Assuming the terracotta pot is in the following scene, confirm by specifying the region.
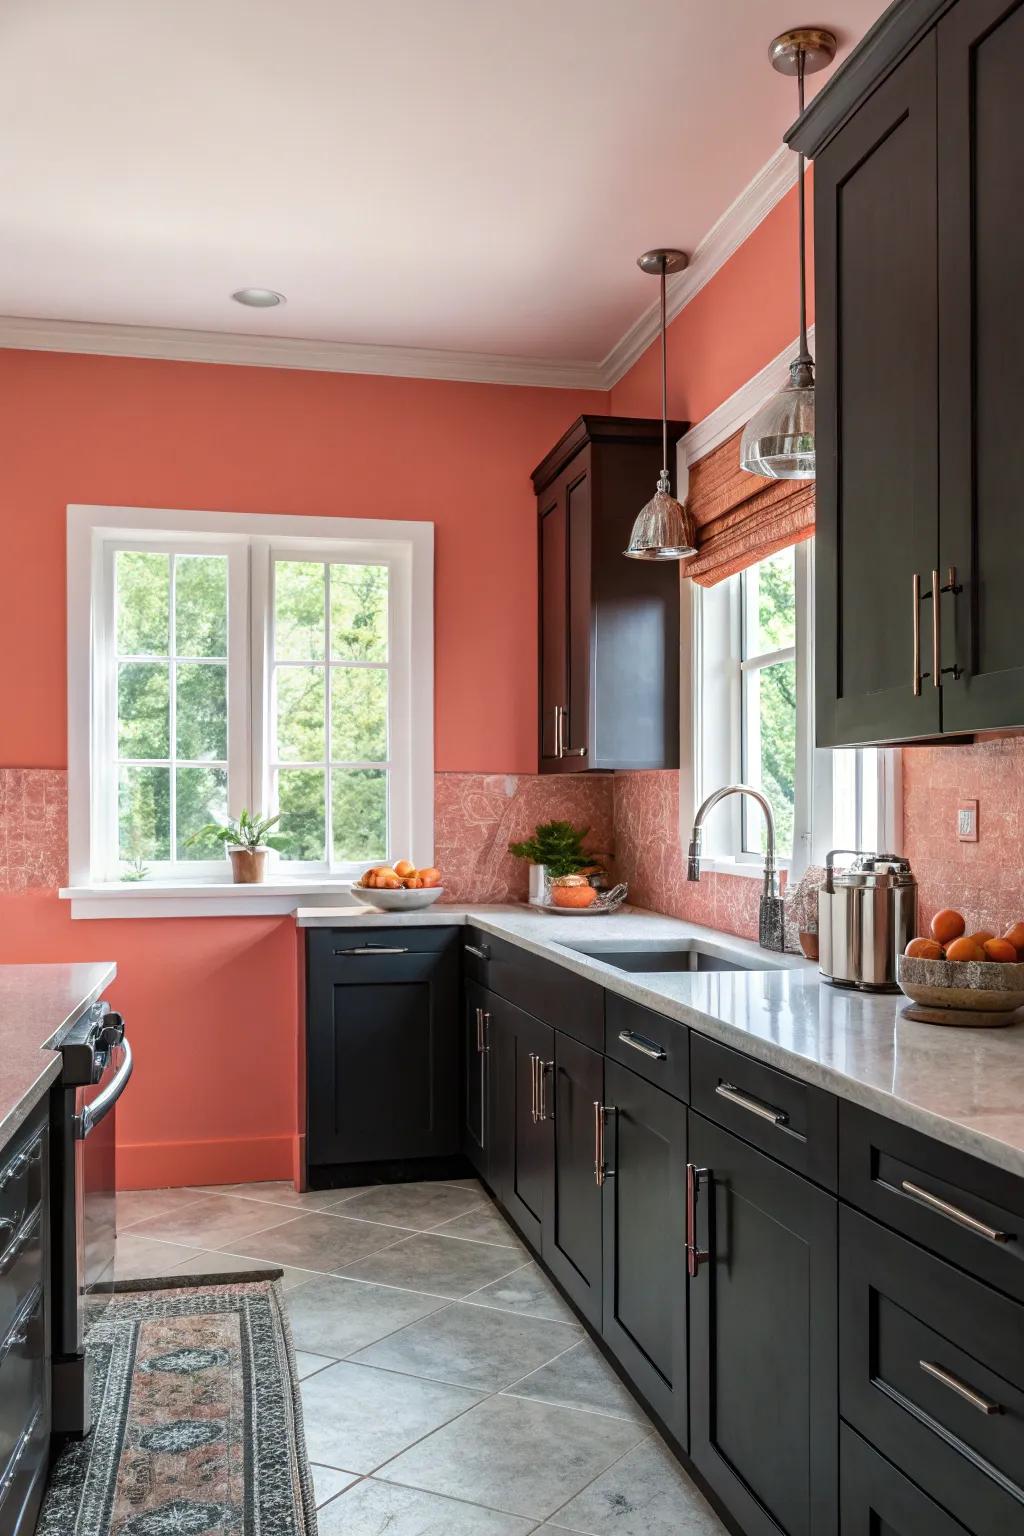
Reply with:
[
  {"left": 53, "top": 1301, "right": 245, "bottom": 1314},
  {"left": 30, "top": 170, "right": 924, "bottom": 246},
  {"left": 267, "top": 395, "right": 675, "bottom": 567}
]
[
  {"left": 228, "top": 846, "right": 269, "bottom": 884},
  {"left": 798, "top": 929, "right": 820, "bottom": 961}
]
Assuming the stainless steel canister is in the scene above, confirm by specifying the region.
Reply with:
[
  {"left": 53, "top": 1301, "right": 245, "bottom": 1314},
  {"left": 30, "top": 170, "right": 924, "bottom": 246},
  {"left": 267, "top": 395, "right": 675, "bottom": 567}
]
[{"left": 817, "top": 850, "right": 917, "bottom": 992}]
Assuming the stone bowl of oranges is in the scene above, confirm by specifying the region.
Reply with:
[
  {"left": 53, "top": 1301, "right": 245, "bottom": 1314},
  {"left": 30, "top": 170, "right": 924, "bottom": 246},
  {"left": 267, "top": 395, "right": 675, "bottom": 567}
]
[
  {"left": 897, "top": 911, "right": 1024, "bottom": 1025},
  {"left": 353, "top": 860, "right": 444, "bottom": 911}
]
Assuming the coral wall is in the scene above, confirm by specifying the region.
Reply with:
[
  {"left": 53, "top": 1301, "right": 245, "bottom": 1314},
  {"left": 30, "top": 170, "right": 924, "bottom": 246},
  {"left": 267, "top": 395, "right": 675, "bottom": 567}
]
[{"left": 902, "top": 739, "right": 1024, "bottom": 935}]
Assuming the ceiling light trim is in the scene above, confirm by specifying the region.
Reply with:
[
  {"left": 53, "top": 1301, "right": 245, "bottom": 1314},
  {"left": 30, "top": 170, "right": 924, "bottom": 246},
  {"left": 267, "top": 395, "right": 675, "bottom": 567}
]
[
  {"left": 599, "top": 144, "right": 799, "bottom": 389},
  {"left": 0, "top": 146, "right": 798, "bottom": 391}
]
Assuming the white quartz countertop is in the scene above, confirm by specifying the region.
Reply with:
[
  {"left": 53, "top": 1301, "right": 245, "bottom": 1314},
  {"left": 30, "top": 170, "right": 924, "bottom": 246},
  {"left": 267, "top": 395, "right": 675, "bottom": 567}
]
[
  {"left": 297, "top": 903, "right": 1024, "bottom": 1178},
  {"left": 0, "top": 962, "right": 117, "bottom": 1145}
]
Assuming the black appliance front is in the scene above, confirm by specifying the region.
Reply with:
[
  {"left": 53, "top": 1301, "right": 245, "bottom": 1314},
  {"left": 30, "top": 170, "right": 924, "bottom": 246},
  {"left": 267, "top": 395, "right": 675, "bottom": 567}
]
[{"left": 51, "top": 1002, "right": 133, "bottom": 1437}]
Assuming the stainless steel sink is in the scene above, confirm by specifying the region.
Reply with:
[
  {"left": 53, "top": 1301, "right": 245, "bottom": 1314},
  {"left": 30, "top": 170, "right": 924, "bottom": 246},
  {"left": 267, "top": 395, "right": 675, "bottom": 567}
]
[{"left": 560, "top": 941, "right": 779, "bottom": 974}]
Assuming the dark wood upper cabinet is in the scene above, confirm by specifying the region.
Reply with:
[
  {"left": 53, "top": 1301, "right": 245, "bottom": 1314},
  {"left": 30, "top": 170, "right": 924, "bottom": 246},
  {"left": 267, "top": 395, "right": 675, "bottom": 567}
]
[
  {"left": 532, "top": 415, "right": 687, "bottom": 772},
  {"left": 937, "top": 0, "right": 1024, "bottom": 731},
  {"left": 798, "top": 0, "right": 1024, "bottom": 745}
]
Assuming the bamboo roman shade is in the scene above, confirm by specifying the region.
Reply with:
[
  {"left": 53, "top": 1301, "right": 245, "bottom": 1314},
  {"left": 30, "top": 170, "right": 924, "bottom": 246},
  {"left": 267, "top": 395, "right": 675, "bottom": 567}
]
[{"left": 682, "top": 427, "right": 815, "bottom": 586}]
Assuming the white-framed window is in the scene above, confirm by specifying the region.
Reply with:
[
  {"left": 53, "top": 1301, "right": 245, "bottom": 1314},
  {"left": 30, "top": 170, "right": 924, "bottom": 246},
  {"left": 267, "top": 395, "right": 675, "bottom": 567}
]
[
  {"left": 66, "top": 506, "right": 433, "bottom": 899},
  {"left": 687, "top": 538, "right": 899, "bottom": 875}
]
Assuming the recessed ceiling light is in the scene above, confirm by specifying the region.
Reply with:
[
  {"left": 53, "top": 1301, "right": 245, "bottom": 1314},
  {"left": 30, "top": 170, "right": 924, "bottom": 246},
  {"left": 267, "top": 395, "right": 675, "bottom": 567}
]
[{"left": 231, "top": 287, "right": 286, "bottom": 308}]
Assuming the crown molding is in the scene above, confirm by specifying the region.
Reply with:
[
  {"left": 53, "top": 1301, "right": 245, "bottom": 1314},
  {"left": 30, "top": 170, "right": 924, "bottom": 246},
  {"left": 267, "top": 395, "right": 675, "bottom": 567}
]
[
  {"left": 0, "top": 313, "right": 606, "bottom": 391},
  {"left": 0, "top": 146, "right": 797, "bottom": 392},
  {"left": 600, "top": 145, "right": 798, "bottom": 390}
]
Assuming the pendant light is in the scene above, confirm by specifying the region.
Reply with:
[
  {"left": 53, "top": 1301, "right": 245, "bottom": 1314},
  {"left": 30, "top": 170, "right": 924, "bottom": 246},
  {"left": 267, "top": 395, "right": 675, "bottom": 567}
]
[
  {"left": 740, "top": 27, "right": 836, "bottom": 480},
  {"left": 624, "top": 249, "right": 697, "bottom": 560}
]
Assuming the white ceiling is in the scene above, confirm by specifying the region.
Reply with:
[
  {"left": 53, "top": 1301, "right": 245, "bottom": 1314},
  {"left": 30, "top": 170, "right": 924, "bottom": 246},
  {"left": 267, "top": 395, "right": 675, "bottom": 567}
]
[{"left": 0, "top": 1, "right": 884, "bottom": 368}]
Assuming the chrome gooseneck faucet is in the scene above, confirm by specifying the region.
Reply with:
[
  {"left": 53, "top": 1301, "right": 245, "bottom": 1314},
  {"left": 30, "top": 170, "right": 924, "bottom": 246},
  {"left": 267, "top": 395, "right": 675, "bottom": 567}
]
[{"left": 687, "top": 784, "right": 786, "bottom": 952}]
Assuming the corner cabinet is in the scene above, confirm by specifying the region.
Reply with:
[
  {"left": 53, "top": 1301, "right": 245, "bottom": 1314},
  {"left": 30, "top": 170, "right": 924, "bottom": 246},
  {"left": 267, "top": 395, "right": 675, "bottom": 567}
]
[
  {"left": 532, "top": 415, "right": 687, "bottom": 772},
  {"left": 800, "top": 0, "right": 1024, "bottom": 746}
]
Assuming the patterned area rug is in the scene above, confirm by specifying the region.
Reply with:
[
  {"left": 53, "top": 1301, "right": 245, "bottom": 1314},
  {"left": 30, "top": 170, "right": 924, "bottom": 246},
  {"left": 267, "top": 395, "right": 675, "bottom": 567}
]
[{"left": 39, "top": 1276, "right": 317, "bottom": 1536}]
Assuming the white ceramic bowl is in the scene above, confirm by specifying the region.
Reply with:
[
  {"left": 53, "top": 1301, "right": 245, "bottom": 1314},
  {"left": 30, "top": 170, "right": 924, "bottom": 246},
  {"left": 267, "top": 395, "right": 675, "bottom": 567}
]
[{"left": 351, "top": 885, "right": 445, "bottom": 913}]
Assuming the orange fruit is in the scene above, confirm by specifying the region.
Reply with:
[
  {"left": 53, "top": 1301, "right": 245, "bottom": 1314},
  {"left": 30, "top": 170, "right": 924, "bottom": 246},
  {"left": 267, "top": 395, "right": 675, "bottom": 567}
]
[
  {"left": 963, "top": 931, "right": 994, "bottom": 948},
  {"left": 419, "top": 867, "right": 441, "bottom": 888},
  {"left": 945, "top": 936, "right": 986, "bottom": 963},
  {"left": 394, "top": 860, "right": 417, "bottom": 879},
  {"left": 905, "top": 937, "right": 944, "bottom": 960},
  {"left": 552, "top": 883, "right": 598, "bottom": 909},
  {"left": 930, "top": 908, "right": 966, "bottom": 945},
  {"left": 1002, "top": 922, "right": 1024, "bottom": 955},
  {"left": 983, "top": 938, "right": 1018, "bottom": 964}
]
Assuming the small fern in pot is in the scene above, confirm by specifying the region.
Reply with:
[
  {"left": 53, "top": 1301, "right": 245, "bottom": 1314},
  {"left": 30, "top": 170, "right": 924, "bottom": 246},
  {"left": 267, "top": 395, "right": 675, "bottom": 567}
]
[
  {"left": 187, "top": 808, "right": 289, "bottom": 884},
  {"left": 509, "top": 819, "right": 591, "bottom": 903}
]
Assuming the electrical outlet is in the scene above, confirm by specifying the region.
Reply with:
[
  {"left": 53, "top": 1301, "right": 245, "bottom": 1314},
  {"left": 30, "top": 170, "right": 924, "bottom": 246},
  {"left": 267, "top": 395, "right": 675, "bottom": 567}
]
[{"left": 957, "top": 798, "right": 978, "bottom": 842}]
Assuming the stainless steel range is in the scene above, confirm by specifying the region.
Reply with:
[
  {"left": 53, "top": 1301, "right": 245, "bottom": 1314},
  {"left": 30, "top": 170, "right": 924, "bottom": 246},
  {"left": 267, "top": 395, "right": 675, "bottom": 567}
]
[{"left": 50, "top": 1001, "right": 133, "bottom": 1437}]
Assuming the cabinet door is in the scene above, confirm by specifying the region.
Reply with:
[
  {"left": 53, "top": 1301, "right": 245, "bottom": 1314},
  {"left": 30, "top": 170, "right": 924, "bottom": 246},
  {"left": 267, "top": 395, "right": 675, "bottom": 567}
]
[
  {"left": 938, "top": 0, "right": 1024, "bottom": 731},
  {"left": 462, "top": 980, "right": 491, "bottom": 1183},
  {"left": 542, "top": 1032, "right": 603, "bottom": 1328},
  {"left": 491, "top": 996, "right": 553, "bottom": 1249},
  {"left": 539, "top": 490, "right": 568, "bottom": 767},
  {"left": 689, "top": 1112, "right": 838, "bottom": 1536},
  {"left": 307, "top": 944, "right": 459, "bottom": 1167},
  {"left": 601, "top": 1061, "right": 687, "bottom": 1447},
  {"left": 814, "top": 34, "right": 940, "bottom": 746}
]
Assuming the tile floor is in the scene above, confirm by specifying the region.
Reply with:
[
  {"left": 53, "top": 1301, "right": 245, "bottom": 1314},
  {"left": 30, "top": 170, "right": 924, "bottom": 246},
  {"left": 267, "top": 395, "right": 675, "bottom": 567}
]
[{"left": 118, "top": 1178, "right": 726, "bottom": 1534}]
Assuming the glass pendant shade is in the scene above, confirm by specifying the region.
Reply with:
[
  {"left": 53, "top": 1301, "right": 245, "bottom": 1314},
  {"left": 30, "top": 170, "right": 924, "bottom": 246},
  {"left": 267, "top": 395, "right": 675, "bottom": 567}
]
[
  {"left": 739, "top": 358, "right": 816, "bottom": 479},
  {"left": 624, "top": 474, "right": 696, "bottom": 560}
]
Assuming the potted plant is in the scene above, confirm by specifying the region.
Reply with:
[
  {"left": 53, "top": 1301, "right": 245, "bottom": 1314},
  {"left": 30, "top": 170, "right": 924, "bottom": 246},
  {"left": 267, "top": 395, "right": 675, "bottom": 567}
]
[
  {"left": 186, "top": 808, "right": 289, "bottom": 884},
  {"left": 509, "top": 819, "right": 591, "bottom": 905}
]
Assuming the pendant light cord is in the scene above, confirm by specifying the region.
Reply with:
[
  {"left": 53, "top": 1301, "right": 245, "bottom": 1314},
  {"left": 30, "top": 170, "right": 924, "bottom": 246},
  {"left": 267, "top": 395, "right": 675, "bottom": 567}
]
[
  {"left": 660, "top": 262, "right": 668, "bottom": 482},
  {"left": 796, "top": 50, "right": 810, "bottom": 366}
]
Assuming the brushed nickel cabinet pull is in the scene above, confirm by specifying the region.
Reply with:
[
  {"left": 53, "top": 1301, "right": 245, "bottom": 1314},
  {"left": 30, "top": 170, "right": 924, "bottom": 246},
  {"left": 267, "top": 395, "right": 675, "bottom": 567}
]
[
  {"left": 474, "top": 1007, "right": 484, "bottom": 1055},
  {"left": 715, "top": 1081, "right": 789, "bottom": 1127},
  {"left": 464, "top": 943, "right": 490, "bottom": 961},
  {"left": 931, "top": 569, "right": 942, "bottom": 690},
  {"left": 538, "top": 1061, "right": 554, "bottom": 1122},
  {"left": 481, "top": 1011, "right": 491, "bottom": 1053},
  {"left": 900, "top": 1180, "right": 1013, "bottom": 1244},
  {"left": 553, "top": 705, "right": 564, "bottom": 759},
  {"left": 912, "top": 571, "right": 923, "bottom": 696},
  {"left": 529, "top": 1054, "right": 539, "bottom": 1123},
  {"left": 920, "top": 1359, "right": 1004, "bottom": 1416},
  {"left": 617, "top": 1029, "right": 666, "bottom": 1061},
  {"left": 342, "top": 946, "right": 409, "bottom": 956},
  {"left": 686, "top": 1163, "right": 710, "bottom": 1278},
  {"left": 593, "top": 1101, "right": 607, "bottom": 1186}
]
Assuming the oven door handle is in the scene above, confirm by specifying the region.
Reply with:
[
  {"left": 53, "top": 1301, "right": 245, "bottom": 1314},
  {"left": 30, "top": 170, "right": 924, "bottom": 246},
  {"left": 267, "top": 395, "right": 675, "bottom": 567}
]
[{"left": 75, "top": 1038, "right": 133, "bottom": 1140}]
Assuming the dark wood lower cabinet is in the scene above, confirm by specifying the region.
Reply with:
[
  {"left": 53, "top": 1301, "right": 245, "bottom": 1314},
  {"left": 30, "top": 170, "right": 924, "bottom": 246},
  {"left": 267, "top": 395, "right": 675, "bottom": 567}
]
[
  {"left": 306, "top": 930, "right": 459, "bottom": 1173},
  {"left": 688, "top": 1111, "right": 838, "bottom": 1536},
  {"left": 601, "top": 1060, "right": 688, "bottom": 1448},
  {"left": 491, "top": 995, "right": 553, "bottom": 1250},
  {"left": 543, "top": 1032, "right": 603, "bottom": 1328},
  {"left": 840, "top": 1424, "right": 971, "bottom": 1536}
]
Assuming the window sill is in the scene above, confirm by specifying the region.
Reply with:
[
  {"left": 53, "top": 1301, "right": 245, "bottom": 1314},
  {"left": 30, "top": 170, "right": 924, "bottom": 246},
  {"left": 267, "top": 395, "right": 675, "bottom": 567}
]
[
  {"left": 58, "top": 880, "right": 363, "bottom": 920},
  {"left": 695, "top": 857, "right": 791, "bottom": 880}
]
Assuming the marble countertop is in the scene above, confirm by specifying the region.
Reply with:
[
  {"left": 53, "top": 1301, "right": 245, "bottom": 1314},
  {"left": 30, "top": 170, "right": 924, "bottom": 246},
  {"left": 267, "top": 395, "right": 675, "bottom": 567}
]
[
  {"left": 0, "top": 962, "right": 117, "bottom": 1146},
  {"left": 297, "top": 903, "right": 1024, "bottom": 1178}
]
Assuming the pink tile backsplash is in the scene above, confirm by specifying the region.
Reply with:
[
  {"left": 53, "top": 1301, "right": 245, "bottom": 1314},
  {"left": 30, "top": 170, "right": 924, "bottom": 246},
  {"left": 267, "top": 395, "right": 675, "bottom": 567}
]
[
  {"left": 902, "top": 737, "right": 1024, "bottom": 935},
  {"left": 0, "top": 769, "right": 69, "bottom": 891},
  {"left": 435, "top": 772, "right": 614, "bottom": 903},
  {"left": 612, "top": 770, "right": 764, "bottom": 941}
]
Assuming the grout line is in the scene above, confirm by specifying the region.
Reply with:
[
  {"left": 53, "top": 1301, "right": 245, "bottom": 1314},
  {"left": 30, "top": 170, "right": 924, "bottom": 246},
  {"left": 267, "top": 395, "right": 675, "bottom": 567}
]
[
  {"left": 118, "top": 1194, "right": 210, "bottom": 1230},
  {"left": 541, "top": 1430, "right": 657, "bottom": 1530},
  {"left": 356, "top": 1473, "right": 546, "bottom": 1529}
]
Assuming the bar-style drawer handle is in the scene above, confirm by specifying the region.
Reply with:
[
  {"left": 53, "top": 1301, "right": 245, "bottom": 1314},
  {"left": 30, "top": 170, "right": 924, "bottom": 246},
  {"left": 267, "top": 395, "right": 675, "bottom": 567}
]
[
  {"left": 920, "top": 1360, "right": 1004, "bottom": 1417},
  {"left": 617, "top": 1030, "right": 667, "bottom": 1061},
  {"left": 900, "top": 1180, "right": 1014, "bottom": 1245},
  {"left": 339, "top": 946, "right": 409, "bottom": 955},
  {"left": 715, "top": 1082, "right": 789, "bottom": 1126},
  {"left": 464, "top": 944, "right": 490, "bottom": 961}
]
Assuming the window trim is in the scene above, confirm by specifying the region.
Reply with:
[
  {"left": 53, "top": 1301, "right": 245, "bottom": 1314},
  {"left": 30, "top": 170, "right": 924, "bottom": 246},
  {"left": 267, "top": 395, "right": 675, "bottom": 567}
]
[{"left": 65, "top": 504, "right": 434, "bottom": 912}]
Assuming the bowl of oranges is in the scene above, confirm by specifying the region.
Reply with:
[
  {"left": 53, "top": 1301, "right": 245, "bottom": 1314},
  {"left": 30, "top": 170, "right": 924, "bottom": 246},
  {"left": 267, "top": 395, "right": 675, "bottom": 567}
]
[
  {"left": 353, "top": 860, "right": 444, "bottom": 912},
  {"left": 898, "top": 910, "right": 1024, "bottom": 1025}
]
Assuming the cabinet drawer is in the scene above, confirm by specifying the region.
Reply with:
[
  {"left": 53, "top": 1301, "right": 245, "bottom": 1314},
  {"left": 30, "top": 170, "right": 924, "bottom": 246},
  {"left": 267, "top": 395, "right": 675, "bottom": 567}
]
[
  {"left": 839, "top": 1101, "right": 1024, "bottom": 1302},
  {"left": 605, "top": 994, "right": 687, "bottom": 1102},
  {"left": 0, "top": 1284, "right": 46, "bottom": 1500},
  {"left": 0, "top": 1207, "right": 43, "bottom": 1353},
  {"left": 463, "top": 931, "right": 603, "bottom": 1051},
  {"left": 311, "top": 926, "right": 457, "bottom": 960},
  {"left": 840, "top": 1207, "right": 1024, "bottom": 1536},
  {"left": 840, "top": 1423, "right": 971, "bottom": 1536},
  {"left": 0, "top": 1121, "right": 45, "bottom": 1258},
  {"left": 690, "top": 1034, "right": 837, "bottom": 1189}
]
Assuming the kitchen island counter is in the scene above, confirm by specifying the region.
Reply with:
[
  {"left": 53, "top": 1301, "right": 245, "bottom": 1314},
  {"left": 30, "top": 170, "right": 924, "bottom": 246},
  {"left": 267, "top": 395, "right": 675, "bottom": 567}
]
[{"left": 0, "top": 961, "right": 116, "bottom": 1146}]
